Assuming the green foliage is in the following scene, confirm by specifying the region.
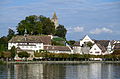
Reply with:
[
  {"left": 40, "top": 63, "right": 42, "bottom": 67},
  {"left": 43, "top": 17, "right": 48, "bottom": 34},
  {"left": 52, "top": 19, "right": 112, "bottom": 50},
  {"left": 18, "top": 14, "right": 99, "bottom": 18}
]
[
  {"left": 3, "top": 52, "right": 11, "bottom": 58},
  {"left": 7, "top": 28, "right": 15, "bottom": 40},
  {"left": 34, "top": 50, "right": 49, "bottom": 57},
  {"left": 52, "top": 37, "right": 65, "bottom": 41},
  {"left": 17, "top": 15, "right": 55, "bottom": 35},
  {"left": 0, "top": 52, "right": 4, "bottom": 58},
  {"left": 18, "top": 51, "right": 30, "bottom": 58},
  {"left": 86, "top": 42, "right": 93, "bottom": 48},
  {"left": 51, "top": 40, "right": 65, "bottom": 46},
  {"left": 55, "top": 25, "right": 67, "bottom": 38},
  {"left": 0, "top": 60, "right": 5, "bottom": 64},
  {"left": 10, "top": 46, "right": 17, "bottom": 59},
  {"left": 113, "top": 50, "right": 120, "bottom": 55},
  {"left": 67, "top": 40, "right": 75, "bottom": 46},
  {"left": 0, "top": 36, "right": 8, "bottom": 52},
  {"left": 52, "top": 37, "right": 66, "bottom": 46}
]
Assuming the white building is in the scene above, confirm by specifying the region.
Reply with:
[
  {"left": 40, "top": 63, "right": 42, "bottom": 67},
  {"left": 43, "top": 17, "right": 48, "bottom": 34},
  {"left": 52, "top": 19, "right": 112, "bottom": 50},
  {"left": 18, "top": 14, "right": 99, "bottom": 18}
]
[
  {"left": 8, "top": 35, "right": 51, "bottom": 52},
  {"left": 80, "top": 35, "right": 94, "bottom": 46},
  {"left": 89, "top": 44, "right": 107, "bottom": 55},
  {"left": 44, "top": 46, "right": 72, "bottom": 54}
]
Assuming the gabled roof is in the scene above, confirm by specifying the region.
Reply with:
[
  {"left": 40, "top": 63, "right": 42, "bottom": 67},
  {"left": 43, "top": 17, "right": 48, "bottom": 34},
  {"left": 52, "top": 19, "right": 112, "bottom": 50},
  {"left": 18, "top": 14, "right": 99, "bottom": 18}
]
[
  {"left": 114, "top": 43, "right": 120, "bottom": 50},
  {"left": 81, "top": 35, "right": 94, "bottom": 43},
  {"left": 9, "top": 35, "right": 51, "bottom": 45},
  {"left": 44, "top": 46, "right": 71, "bottom": 51},
  {"left": 96, "top": 43, "right": 106, "bottom": 52},
  {"left": 94, "top": 40, "right": 110, "bottom": 48}
]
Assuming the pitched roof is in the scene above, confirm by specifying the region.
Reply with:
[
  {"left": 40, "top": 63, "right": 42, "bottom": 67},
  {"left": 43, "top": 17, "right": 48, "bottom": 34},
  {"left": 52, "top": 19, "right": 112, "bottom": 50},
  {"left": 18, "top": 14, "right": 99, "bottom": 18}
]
[
  {"left": 94, "top": 40, "right": 110, "bottom": 48},
  {"left": 9, "top": 35, "right": 51, "bottom": 45},
  {"left": 44, "top": 46, "right": 71, "bottom": 51},
  {"left": 52, "top": 12, "right": 57, "bottom": 19},
  {"left": 114, "top": 43, "right": 120, "bottom": 50},
  {"left": 96, "top": 43, "right": 106, "bottom": 52}
]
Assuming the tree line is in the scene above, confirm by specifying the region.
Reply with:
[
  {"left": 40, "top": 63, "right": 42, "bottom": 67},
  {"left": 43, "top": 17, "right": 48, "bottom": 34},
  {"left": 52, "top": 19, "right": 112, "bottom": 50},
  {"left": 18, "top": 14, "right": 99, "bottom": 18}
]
[
  {"left": 34, "top": 51, "right": 120, "bottom": 61},
  {"left": 17, "top": 15, "right": 67, "bottom": 38}
]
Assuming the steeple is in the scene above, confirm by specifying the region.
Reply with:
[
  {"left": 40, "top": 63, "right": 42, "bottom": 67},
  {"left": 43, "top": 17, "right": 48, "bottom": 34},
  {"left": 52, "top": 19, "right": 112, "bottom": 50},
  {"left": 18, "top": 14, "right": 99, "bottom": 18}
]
[
  {"left": 51, "top": 12, "right": 59, "bottom": 29},
  {"left": 52, "top": 12, "right": 57, "bottom": 19}
]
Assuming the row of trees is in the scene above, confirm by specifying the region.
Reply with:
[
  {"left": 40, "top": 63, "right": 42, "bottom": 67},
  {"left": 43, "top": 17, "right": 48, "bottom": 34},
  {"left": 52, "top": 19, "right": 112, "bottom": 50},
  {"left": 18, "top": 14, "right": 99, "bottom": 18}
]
[{"left": 34, "top": 51, "right": 120, "bottom": 61}]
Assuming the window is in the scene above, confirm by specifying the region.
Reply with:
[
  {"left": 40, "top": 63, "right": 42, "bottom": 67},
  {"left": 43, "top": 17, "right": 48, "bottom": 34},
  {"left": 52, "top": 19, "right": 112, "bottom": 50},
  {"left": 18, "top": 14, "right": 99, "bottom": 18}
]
[
  {"left": 90, "top": 52, "right": 92, "bottom": 53},
  {"left": 94, "top": 48, "right": 96, "bottom": 50},
  {"left": 95, "top": 52, "right": 99, "bottom": 53},
  {"left": 39, "top": 46, "right": 41, "bottom": 48}
]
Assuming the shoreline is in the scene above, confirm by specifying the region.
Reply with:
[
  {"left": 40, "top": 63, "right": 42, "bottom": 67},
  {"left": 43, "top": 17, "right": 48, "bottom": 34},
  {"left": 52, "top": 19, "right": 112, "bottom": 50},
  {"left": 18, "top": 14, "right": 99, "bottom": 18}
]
[{"left": 7, "top": 61, "right": 120, "bottom": 64}]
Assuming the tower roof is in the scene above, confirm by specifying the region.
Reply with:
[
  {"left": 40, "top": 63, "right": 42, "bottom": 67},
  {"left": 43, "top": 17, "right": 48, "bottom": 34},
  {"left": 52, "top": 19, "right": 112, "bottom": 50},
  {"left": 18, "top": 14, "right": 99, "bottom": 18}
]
[{"left": 52, "top": 12, "right": 57, "bottom": 19}]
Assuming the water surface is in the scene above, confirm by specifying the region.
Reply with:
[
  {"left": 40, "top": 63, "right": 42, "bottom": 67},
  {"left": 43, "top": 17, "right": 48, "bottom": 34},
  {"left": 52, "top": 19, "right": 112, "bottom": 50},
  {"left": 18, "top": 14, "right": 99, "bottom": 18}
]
[{"left": 0, "top": 63, "right": 120, "bottom": 79}]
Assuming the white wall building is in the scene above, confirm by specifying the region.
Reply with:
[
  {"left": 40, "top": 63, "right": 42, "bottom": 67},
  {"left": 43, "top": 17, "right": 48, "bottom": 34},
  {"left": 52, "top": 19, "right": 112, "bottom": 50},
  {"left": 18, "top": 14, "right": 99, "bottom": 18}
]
[
  {"left": 80, "top": 35, "right": 94, "bottom": 46},
  {"left": 8, "top": 35, "right": 51, "bottom": 52},
  {"left": 44, "top": 46, "right": 72, "bottom": 54},
  {"left": 89, "top": 44, "right": 106, "bottom": 55}
]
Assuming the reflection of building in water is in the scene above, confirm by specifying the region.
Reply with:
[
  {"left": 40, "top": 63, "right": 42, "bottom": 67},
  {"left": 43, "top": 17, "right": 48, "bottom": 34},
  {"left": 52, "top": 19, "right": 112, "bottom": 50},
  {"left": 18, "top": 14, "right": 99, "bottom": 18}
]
[
  {"left": 14, "top": 64, "right": 44, "bottom": 79},
  {"left": 101, "top": 64, "right": 113, "bottom": 79},
  {"left": 14, "top": 64, "right": 66, "bottom": 79},
  {"left": 89, "top": 63, "right": 102, "bottom": 79},
  {"left": 68, "top": 63, "right": 114, "bottom": 79},
  {"left": 43, "top": 64, "right": 65, "bottom": 79}
]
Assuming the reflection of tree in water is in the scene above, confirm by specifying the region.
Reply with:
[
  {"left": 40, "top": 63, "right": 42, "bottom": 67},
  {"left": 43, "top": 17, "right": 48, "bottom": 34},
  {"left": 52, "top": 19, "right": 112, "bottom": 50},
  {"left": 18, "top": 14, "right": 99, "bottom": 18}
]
[
  {"left": 14, "top": 64, "right": 66, "bottom": 79},
  {"left": 43, "top": 64, "right": 66, "bottom": 79},
  {"left": 14, "top": 64, "right": 30, "bottom": 79},
  {"left": 0, "top": 64, "right": 15, "bottom": 79}
]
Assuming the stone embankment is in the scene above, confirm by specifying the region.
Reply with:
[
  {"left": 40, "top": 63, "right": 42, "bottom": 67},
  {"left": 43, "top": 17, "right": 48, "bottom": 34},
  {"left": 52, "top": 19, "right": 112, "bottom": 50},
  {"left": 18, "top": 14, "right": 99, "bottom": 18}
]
[{"left": 8, "top": 61, "right": 120, "bottom": 64}]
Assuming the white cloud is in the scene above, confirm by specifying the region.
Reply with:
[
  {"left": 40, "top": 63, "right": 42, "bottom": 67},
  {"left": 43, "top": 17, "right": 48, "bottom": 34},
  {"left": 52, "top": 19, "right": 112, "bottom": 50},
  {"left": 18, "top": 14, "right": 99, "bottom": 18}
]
[
  {"left": 74, "top": 26, "right": 84, "bottom": 32},
  {"left": 90, "top": 27, "right": 113, "bottom": 34},
  {"left": 67, "top": 26, "right": 84, "bottom": 33}
]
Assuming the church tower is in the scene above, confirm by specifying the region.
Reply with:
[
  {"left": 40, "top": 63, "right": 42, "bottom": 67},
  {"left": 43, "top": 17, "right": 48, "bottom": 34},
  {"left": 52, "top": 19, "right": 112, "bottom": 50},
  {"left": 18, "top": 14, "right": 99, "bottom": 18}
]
[{"left": 51, "top": 12, "right": 59, "bottom": 29}]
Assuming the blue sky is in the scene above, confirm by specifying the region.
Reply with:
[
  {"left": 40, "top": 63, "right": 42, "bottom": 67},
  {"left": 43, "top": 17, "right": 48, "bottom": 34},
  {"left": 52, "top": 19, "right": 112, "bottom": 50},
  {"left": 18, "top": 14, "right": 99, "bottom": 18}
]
[{"left": 0, "top": 0, "right": 120, "bottom": 41}]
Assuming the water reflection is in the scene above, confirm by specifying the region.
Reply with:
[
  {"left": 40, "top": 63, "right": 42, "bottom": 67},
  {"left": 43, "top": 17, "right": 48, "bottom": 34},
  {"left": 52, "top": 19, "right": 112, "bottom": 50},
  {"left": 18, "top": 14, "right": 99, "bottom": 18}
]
[{"left": 0, "top": 63, "right": 120, "bottom": 79}]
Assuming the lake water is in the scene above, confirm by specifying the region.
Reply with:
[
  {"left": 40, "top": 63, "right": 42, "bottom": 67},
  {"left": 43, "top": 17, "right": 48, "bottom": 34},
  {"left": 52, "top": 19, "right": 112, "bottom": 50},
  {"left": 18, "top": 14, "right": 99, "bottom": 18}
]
[{"left": 0, "top": 63, "right": 120, "bottom": 79}]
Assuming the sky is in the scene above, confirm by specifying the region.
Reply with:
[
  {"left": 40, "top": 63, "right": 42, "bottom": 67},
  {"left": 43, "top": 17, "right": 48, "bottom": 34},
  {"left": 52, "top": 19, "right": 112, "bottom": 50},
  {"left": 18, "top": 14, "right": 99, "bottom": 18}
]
[{"left": 0, "top": 0, "right": 120, "bottom": 41}]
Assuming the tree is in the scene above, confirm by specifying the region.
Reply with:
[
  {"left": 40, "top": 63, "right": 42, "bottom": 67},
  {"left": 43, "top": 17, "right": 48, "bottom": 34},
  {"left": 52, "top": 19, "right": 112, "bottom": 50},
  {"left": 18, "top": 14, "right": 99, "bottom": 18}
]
[
  {"left": 18, "top": 51, "right": 30, "bottom": 60},
  {"left": 10, "top": 46, "right": 17, "bottom": 60},
  {"left": 7, "top": 28, "right": 15, "bottom": 40},
  {"left": 16, "top": 15, "right": 55, "bottom": 35},
  {"left": 0, "top": 36, "right": 8, "bottom": 51},
  {"left": 86, "top": 42, "right": 93, "bottom": 48},
  {"left": 39, "top": 15, "right": 55, "bottom": 35},
  {"left": 55, "top": 25, "right": 67, "bottom": 38},
  {"left": 3, "top": 52, "right": 11, "bottom": 61},
  {"left": 67, "top": 40, "right": 75, "bottom": 46}
]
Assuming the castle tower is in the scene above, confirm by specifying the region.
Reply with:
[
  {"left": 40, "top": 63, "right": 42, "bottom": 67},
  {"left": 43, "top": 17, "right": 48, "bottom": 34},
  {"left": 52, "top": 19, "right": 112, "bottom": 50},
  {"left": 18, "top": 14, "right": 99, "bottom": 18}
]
[{"left": 51, "top": 12, "right": 59, "bottom": 29}]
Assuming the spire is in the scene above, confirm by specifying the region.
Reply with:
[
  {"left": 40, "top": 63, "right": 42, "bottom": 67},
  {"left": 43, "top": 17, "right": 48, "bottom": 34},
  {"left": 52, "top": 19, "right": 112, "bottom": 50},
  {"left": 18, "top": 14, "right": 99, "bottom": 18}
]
[{"left": 52, "top": 12, "right": 57, "bottom": 19}]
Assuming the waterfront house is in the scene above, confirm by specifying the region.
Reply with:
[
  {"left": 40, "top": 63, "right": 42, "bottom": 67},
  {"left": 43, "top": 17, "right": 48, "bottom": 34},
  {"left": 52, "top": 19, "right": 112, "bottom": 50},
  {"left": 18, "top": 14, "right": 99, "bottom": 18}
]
[
  {"left": 89, "top": 44, "right": 106, "bottom": 55},
  {"left": 80, "top": 35, "right": 94, "bottom": 46}
]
